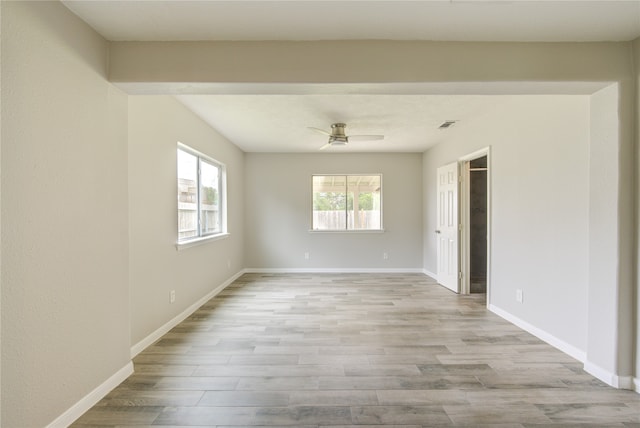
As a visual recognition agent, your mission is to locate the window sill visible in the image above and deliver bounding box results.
[176,233,230,251]
[308,229,385,234]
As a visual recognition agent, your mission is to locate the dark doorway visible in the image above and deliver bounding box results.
[469,156,488,293]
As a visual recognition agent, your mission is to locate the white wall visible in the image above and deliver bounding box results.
[245,153,422,270]
[1,2,130,427]
[128,96,245,346]
[586,85,629,383]
[423,96,590,353]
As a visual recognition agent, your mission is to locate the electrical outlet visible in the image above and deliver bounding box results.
[304,252,310,260]
[170,290,176,304]
[516,289,523,303]
[383,252,389,260]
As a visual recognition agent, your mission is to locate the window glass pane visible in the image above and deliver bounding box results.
[312,174,381,231]
[312,175,347,230]
[177,145,226,243]
[200,159,220,235]
[347,175,381,230]
[177,149,198,240]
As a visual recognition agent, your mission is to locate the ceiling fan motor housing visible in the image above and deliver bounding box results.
[330,123,348,144]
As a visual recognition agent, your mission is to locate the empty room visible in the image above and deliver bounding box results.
[1,1,640,427]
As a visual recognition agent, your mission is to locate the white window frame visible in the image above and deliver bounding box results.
[310,174,384,233]
[176,143,228,249]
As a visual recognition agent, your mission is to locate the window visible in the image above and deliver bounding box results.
[312,174,382,231]
[177,144,226,242]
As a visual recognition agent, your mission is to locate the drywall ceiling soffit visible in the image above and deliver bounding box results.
[116,82,612,96]
[58,0,628,153]
[61,1,640,43]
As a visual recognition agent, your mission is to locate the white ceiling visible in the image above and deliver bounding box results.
[176,94,508,152]
[61,0,640,153]
[62,1,640,43]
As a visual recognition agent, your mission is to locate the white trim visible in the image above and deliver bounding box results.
[488,304,586,362]
[176,232,230,251]
[46,361,134,428]
[617,376,634,390]
[178,142,221,164]
[583,361,635,390]
[177,142,228,243]
[130,269,245,358]
[459,147,492,163]
[422,269,437,279]
[244,267,426,274]
[458,147,491,304]
[583,361,616,386]
[633,377,640,393]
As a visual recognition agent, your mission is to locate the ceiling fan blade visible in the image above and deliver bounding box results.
[308,127,331,136]
[318,143,332,151]
[348,135,385,141]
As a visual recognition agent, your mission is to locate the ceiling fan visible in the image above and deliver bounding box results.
[309,123,384,150]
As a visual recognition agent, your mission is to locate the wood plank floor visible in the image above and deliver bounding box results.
[72,273,640,427]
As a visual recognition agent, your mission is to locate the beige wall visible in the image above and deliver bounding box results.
[587,84,633,382]
[128,96,245,346]
[1,2,130,427]
[0,1,3,425]
[244,153,423,270]
[634,37,640,390]
[0,7,638,427]
[109,41,632,87]
[423,96,590,352]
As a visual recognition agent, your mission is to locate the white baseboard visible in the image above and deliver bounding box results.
[488,304,586,363]
[617,376,634,390]
[130,269,246,358]
[634,377,640,393]
[47,270,245,427]
[583,361,635,390]
[244,267,426,274]
[46,361,134,428]
[422,269,437,279]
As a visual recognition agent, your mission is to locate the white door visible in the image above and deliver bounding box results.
[436,162,459,293]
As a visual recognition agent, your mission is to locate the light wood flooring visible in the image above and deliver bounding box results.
[72,273,640,427]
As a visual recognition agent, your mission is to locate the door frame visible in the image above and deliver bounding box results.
[458,147,491,305]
